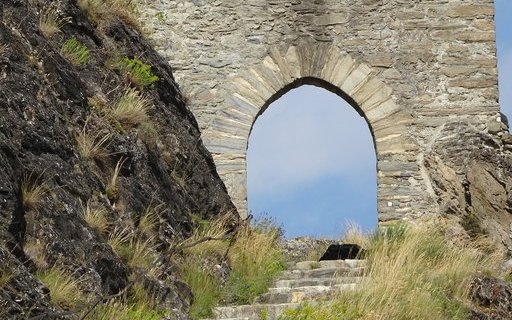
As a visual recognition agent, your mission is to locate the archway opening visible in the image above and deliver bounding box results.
[247,84,377,239]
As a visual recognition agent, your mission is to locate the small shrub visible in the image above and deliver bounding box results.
[81,199,109,235]
[60,37,91,66]
[112,57,159,87]
[110,88,152,128]
[76,125,110,160]
[37,266,84,309]
[39,6,70,37]
[21,173,49,211]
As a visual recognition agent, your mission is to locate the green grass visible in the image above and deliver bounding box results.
[84,283,165,320]
[176,215,286,318]
[37,266,85,309]
[112,57,159,87]
[180,257,222,319]
[60,37,90,66]
[278,224,500,320]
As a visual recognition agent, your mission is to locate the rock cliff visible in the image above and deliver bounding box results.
[0,0,236,318]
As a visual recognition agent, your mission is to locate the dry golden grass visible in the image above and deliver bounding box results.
[180,213,234,257]
[78,0,141,30]
[21,173,49,211]
[342,221,370,248]
[281,225,501,320]
[24,239,47,269]
[39,6,70,37]
[106,157,126,202]
[110,88,152,128]
[138,203,162,238]
[0,270,13,288]
[76,125,111,160]
[81,199,109,235]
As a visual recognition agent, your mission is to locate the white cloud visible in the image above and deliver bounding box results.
[247,85,376,197]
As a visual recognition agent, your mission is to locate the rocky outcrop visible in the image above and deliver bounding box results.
[423,120,512,251]
[0,0,235,318]
[470,277,512,319]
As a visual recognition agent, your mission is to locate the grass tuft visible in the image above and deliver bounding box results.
[39,5,70,37]
[60,37,91,66]
[110,88,152,129]
[0,270,13,288]
[37,266,85,309]
[21,173,49,211]
[76,124,111,160]
[106,157,126,203]
[81,199,109,235]
[112,57,159,87]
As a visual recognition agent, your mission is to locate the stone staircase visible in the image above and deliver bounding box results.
[205,259,366,320]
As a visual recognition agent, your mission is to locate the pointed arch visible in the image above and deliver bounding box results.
[201,42,419,221]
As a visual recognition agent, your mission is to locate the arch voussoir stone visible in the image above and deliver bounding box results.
[203,43,421,219]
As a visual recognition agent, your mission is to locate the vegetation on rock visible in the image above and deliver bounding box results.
[60,37,91,66]
[280,224,501,320]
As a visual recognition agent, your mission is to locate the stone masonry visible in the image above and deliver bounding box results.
[142,0,500,222]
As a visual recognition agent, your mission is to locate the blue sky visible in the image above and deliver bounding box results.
[247,1,512,239]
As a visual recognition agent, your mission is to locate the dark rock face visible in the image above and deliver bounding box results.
[319,244,363,261]
[0,0,236,318]
[469,277,512,320]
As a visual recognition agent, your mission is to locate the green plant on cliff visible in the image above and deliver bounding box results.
[112,57,159,87]
[37,266,85,309]
[60,37,91,66]
[279,224,500,320]
[176,215,285,319]
[84,283,165,320]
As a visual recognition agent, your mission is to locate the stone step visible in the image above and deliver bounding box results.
[294,259,366,270]
[274,276,363,288]
[278,266,365,280]
[256,283,358,304]
[214,303,300,320]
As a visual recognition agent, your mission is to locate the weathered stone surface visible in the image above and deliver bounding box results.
[142,1,500,222]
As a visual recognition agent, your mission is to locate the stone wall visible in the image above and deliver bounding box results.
[142,0,500,221]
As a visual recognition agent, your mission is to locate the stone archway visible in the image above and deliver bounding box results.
[201,43,419,220]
